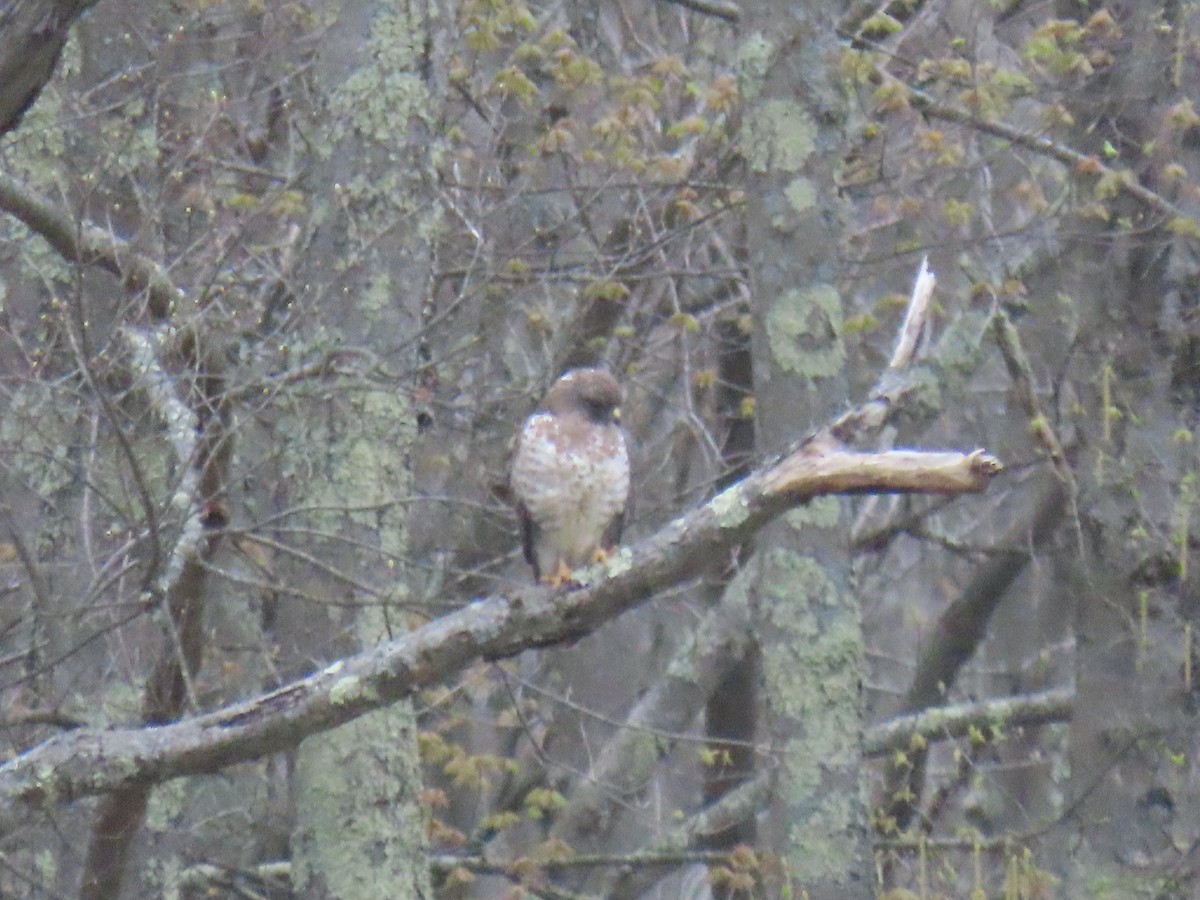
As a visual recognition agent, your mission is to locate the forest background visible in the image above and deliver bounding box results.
[0,0,1197,898]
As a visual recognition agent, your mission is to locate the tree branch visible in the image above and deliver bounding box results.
[879,474,1065,832]
[899,81,1191,230]
[863,687,1073,757]
[658,0,740,24]
[0,438,1000,834]
[0,171,183,319]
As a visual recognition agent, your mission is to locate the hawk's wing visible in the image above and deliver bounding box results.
[511,412,555,581]
[516,499,542,580]
[601,508,625,551]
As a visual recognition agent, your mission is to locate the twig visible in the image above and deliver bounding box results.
[990,311,1071,480]
[603,774,771,897]
[551,602,754,849]
[659,0,740,24]
[901,81,1191,230]
[878,475,1066,833]
[990,308,1083,555]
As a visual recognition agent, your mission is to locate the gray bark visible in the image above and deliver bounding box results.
[0,0,97,135]
[740,0,874,894]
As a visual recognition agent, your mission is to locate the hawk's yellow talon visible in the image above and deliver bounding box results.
[540,559,576,587]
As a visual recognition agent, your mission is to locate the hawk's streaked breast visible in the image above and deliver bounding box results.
[510,369,631,581]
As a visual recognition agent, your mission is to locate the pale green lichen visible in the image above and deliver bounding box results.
[900,308,993,418]
[783,177,817,214]
[145,779,188,832]
[0,79,71,284]
[32,851,57,892]
[711,485,751,527]
[785,786,864,881]
[784,496,840,530]
[287,4,437,894]
[765,285,846,379]
[323,5,443,256]
[294,709,428,898]
[98,682,145,728]
[360,269,394,315]
[758,549,866,881]
[741,99,817,174]
[736,32,774,103]
[936,307,993,378]
[329,676,362,706]
[604,546,634,576]
[31,762,60,799]
[620,732,665,789]
[575,545,633,585]
[0,382,78,499]
[665,627,702,681]
[277,386,414,567]
[330,7,432,148]
[146,856,187,900]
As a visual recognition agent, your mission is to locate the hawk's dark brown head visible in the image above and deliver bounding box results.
[542,367,622,425]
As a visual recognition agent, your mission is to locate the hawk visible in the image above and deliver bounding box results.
[511,368,631,584]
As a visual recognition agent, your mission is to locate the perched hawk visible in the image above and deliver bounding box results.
[511,368,631,584]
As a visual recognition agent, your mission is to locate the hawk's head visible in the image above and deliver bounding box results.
[542,367,622,426]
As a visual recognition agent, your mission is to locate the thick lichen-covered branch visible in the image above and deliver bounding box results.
[0,426,1000,834]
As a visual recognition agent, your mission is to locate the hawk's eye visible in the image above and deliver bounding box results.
[583,399,613,423]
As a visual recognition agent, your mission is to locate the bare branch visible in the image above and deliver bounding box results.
[659,0,740,24]
[900,82,1191,231]
[0,171,183,319]
[760,448,1000,499]
[863,687,1074,757]
[123,327,204,601]
[889,256,935,370]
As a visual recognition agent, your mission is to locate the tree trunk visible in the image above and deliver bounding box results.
[0,0,97,135]
[287,1,442,896]
[741,1,874,895]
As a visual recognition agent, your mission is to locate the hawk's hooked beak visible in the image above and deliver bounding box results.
[612,407,622,424]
